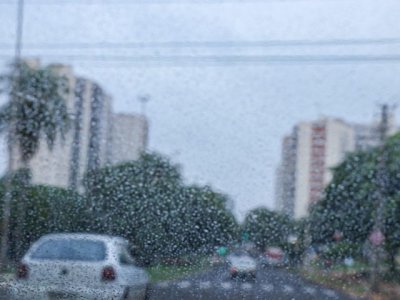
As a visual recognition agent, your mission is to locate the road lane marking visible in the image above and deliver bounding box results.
[177,281,191,289]
[199,281,211,289]
[304,286,316,295]
[241,283,252,290]
[262,284,274,292]
[221,282,232,290]
[283,285,294,294]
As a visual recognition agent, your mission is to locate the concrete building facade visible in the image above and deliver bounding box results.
[275,135,297,217]
[9,61,147,190]
[275,118,355,219]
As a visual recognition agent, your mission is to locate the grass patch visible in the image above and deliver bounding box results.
[298,267,370,297]
[295,262,400,299]
[146,257,210,283]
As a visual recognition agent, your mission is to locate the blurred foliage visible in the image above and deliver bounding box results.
[0,153,239,264]
[0,61,71,261]
[319,241,361,262]
[0,170,86,260]
[83,152,239,265]
[242,208,306,265]
[310,133,400,272]
[242,207,292,249]
[0,61,70,163]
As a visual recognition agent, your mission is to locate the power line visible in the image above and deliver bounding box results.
[1,38,400,50]
[2,54,400,65]
[0,0,359,5]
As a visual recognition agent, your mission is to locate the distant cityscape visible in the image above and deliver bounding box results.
[275,110,397,219]
[6,60,397,223]
[9,60,148,191]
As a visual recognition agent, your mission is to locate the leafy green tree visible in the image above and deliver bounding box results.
[309,150,377,247]
[83,152,238,265]
[174,185,238,256]
[0,177,87,260]
[0,62,70,163]
[310,133,400,271]
[0,61,70,262]
[242,207,292,250]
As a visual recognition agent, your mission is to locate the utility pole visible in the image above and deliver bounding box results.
[369,104,391,292]
[0,0,24,270]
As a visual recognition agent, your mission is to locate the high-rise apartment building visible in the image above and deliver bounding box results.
[275,118,355,219]
[276,110,398,219]
[9,61,147,190]
[275,135,297,216]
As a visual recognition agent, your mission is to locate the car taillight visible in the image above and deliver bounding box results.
[17,263,28,279]
[102,266,116,281]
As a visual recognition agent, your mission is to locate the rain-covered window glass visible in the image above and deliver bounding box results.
[30,240,106,262]
[1,0,400,299]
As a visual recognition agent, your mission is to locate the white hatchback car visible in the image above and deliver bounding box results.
[9,233,149,300]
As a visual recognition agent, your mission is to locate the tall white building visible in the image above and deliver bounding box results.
[275,135,296,216]
[276,110,398,219]
[9,61,147,190]
[275,118,355,219]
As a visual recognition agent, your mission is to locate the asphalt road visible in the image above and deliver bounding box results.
[0,266,361,300]
[0,282,9,300]
[147,266,360,300]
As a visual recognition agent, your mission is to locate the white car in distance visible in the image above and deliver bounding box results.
[10,233,149,300]
[227,253,257,280]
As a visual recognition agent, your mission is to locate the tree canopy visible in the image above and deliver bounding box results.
[242,207,292,250]
[83,152,239,264]
[0,62,70,163]
[310,133,400,266]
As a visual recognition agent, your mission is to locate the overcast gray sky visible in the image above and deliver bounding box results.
[1,0,400,220]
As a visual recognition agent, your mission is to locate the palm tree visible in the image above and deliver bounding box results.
[0,61,70,265]
[0,62,70,163]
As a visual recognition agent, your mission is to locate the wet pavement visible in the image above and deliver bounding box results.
[147,266,360,300]
[0,266,361,300]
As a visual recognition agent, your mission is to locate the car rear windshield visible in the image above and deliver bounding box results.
[30,239,106,261]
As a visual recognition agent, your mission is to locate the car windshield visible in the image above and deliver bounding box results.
[1,1,400,299]
[30,239,106,262]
